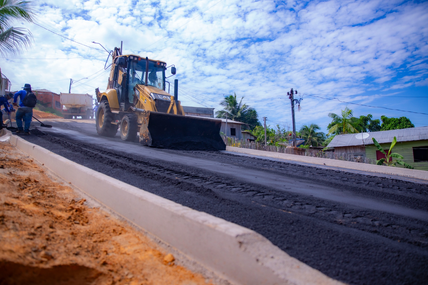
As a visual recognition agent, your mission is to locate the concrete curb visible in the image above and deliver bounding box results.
[5,132,341,285]
[226,146,428,182]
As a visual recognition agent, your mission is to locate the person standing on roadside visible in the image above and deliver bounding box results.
[0,93,12,129]
[13,83,37,135]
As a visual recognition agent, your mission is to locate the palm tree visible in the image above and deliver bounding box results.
[299,124,325,147]
[216,93,249,121]
[327,107,359,135]
[216,93,261,129]
[0,0,35,56]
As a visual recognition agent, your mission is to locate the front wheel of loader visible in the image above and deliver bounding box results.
[96,100,118,137]
[120,114,138,141]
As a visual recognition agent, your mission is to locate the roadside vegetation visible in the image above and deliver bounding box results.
[216,94,415,150]
[372,136,414,169]
[34,100,63,117]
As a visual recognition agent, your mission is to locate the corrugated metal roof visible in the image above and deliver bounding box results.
[182,106,214,116]
[327,126,428,148]
[185,115,244,124]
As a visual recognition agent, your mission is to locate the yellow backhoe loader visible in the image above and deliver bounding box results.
[95,47,225,150]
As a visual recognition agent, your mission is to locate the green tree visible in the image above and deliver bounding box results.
[240,108,261,130]
[323,134,336,147]
[250,124,290,145]
[299,124,325,147]
[216,93,261,129]
[0,0,35,56]
[327,107,360,135]
[380,116,414,131]
[251,125,275,144]
[356,114,381,132]
[372,136,414,169]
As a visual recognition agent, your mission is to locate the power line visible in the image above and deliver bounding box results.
[32,22,102,51]
[173,84,213,108]
[0,56,96,60]
[306,94,428,116]
[71,68,110,88]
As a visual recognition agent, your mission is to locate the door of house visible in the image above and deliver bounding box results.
[376,150,389,161]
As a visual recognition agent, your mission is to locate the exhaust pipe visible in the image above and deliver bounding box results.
[174,79,178,102]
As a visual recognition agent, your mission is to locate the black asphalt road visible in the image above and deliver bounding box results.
[16,121,428,285]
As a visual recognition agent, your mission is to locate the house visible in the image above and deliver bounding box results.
[219,118,246,139]
[327,126,428,170]
[34,89,62,111]
[0,70,11,96]
[242,130,256,142]
[186,115,245,139]
[182,106,214,118]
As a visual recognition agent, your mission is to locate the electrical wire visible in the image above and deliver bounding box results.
[71,68,110,89]
[306,94,428,116]
[176,85,213,108]
[0,56,95,60]
[32,22,102,51]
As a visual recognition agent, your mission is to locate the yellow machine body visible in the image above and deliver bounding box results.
[95,49,225,150]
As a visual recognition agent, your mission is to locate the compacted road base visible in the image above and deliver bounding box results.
[17,121,428,285]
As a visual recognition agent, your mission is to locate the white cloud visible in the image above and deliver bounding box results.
[2,0,427,132]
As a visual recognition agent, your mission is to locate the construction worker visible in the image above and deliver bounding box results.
[13,83,34,134]
[0,93,12,129]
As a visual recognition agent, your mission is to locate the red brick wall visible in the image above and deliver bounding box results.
[34,90,62,111]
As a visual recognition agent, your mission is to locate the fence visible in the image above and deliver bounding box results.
[223,137,376,164]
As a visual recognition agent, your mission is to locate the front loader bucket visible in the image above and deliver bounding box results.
[139,111,226,150]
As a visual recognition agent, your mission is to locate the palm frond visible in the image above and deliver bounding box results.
[0,0,35,28]
[0,26,32,55]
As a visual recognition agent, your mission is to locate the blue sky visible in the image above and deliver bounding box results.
[2,0,428,133]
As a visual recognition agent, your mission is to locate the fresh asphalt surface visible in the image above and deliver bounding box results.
[17,120,428,285]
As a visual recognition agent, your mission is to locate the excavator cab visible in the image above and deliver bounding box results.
[95,48,226,150]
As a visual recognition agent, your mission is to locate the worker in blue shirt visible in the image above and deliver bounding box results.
[13,83,33,134]
[0,93,12,129]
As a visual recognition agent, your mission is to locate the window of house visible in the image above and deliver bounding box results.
[413,146,428,162]
[230,128,236,136]
[55,101,61,108]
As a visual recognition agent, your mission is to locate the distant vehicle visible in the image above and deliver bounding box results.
[60,93,93,119]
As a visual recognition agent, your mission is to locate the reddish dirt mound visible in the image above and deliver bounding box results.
[33,109,63,119]
[0,142,213,285]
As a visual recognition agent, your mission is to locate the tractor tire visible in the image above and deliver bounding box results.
[96,100,118,137]
[120,114,138,141]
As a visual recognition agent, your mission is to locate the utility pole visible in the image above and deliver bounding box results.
[69,77,88,93]
[263,117,267,146]
[287,88,302,147]
[225,113,228,137]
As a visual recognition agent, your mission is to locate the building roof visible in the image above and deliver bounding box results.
[34,89,55,93]
[327,126,428,148]
[182,106,214,116]
[185,115,244,124]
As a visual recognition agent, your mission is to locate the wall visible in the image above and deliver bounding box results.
[333,146,366,156]
[35,90,62,111]
[365,140,428,171]
[220,122,242,140]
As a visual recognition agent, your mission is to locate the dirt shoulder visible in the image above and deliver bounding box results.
[0,142,213,285]
[32,109,63,119]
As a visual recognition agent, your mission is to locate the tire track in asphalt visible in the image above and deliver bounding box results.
[21,129,428,285]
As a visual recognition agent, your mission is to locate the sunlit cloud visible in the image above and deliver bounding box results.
[2,0,428,131]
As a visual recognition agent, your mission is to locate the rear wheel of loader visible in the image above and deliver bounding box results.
[96,100,118,137]
[120,114,138,141]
